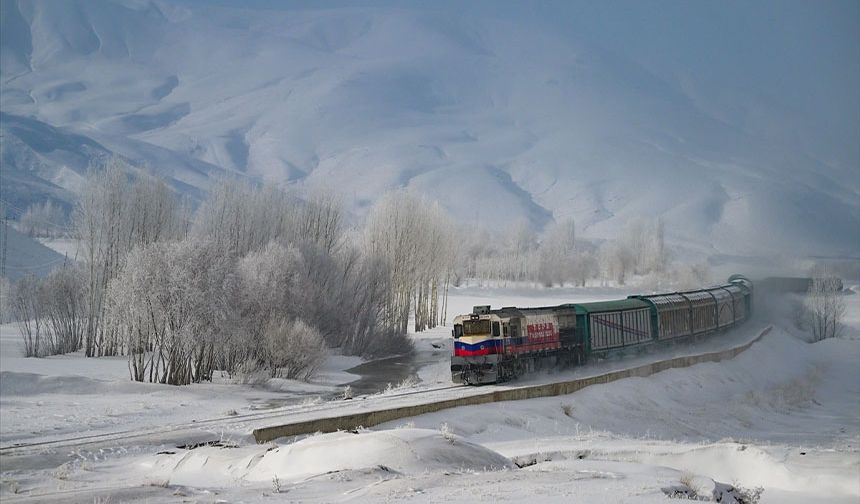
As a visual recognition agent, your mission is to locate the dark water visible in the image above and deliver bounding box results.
[249,349,448,409]
[341,350,444,395]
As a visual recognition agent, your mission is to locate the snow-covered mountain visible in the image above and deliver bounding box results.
[1,0,857,258]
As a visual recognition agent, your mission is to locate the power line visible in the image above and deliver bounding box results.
[0,198,75,232]
[5,257,69,270]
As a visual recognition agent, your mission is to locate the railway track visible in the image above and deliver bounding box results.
[0,384,464,458]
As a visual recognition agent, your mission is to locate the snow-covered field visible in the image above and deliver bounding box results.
[1,287,858,503]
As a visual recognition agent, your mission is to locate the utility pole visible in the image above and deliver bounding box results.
[1,212,8,278]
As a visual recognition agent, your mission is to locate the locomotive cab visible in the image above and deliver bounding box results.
[451,309,505,384]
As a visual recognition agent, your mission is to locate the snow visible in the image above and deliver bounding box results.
[0,323,362,447]
[35,238,82,260]
[143,428,513,489]
[1,287,857,502]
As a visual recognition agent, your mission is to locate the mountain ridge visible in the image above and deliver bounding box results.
[1,0,857,258]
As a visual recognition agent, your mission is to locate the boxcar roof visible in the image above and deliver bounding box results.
[566,298,651,313]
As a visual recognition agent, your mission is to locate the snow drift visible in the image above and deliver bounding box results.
[145,428,513,488]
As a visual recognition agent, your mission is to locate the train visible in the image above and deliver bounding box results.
[451,275,753,385]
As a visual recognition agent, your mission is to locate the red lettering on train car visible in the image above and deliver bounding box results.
[527,322,557,342]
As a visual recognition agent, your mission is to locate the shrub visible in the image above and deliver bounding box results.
[264,318,327,381]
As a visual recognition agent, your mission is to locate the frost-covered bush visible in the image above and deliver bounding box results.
[232,241,304,374]
[805,269,845,341]
[107,239,237,385]
[41,266,87,355]
[11,267,86,357]
[11,274,45,357]
[263,318,327,380]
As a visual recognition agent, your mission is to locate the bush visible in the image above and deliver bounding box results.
[805,270,845,341]
[41,266,86,355]
[264,318,327,380]
[11,275,45,357]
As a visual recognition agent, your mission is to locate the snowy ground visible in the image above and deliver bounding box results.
[1,286,858,503]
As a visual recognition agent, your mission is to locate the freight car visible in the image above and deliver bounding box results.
[451,275,753,385]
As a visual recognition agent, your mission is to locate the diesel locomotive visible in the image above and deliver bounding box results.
[451,275,753,384]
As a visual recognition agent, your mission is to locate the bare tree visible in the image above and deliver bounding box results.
[12,275,45,357]
[805,269,845,341]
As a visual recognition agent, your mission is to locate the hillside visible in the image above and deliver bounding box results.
[0,225,66,281]
[1,0,857,258]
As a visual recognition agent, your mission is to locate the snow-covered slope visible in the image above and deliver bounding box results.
[1,0,857,257]
[0,225,66,281]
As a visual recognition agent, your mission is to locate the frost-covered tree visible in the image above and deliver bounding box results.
[599,240,635,285]
[74,158,183,357]
[294,190,344,255]
[194,181,284,256]
[509,219,538,255]
[365,192,455,333]
[805,268,845,341]
[622,217,667,275]
[20,200,67,238]
[335,250,403,355]
[193,180,345,258]
[570,250,598,287]
[108,240,237,385]
[538,218,576,286]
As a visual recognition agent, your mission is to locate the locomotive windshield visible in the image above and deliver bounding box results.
[463,319,491,335]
